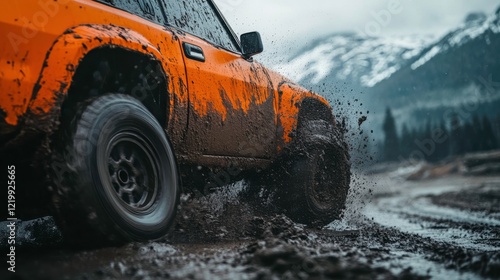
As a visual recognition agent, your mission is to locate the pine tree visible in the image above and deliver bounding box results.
[472,114,482,152]
[424,119,433,161]
[496,115,500,148]
[450,114,463,156]
[400,123,412,159]
[463,121,475,154]
[482,115,498,151]
[382,108,400,161]
[411,127,419,157]
[437,119,450,160]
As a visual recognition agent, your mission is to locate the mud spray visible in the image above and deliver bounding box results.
[0,90,447,280]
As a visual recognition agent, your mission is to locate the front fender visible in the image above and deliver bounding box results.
[276,81,331,149]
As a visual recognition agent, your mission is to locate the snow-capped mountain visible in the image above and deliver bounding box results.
[410,10,500,71]
[367,7,500,137]
[277,7,500,91]
[372,7,500,100]
[276,33,435,88]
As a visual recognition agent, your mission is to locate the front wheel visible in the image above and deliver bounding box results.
[276,120,351,226]
[51,94,180,245]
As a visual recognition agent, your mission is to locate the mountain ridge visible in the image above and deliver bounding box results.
[276,32,435,88]
[276,7,500,92]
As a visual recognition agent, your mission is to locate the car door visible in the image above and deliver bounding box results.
[161,0,276,160]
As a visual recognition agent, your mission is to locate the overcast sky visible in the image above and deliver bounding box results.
[214,0,500,63]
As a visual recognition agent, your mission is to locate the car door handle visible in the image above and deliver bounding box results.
[183,42,205,62]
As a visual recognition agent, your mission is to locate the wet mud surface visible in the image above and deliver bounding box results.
[2,174,500,280]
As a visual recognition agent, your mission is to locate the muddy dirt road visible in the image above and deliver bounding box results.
[1,173,500,279]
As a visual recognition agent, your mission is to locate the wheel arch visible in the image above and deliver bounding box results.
[26,24,175,135]
[297,98,336,129]
[276,81,336,149]
[61,46,169,127]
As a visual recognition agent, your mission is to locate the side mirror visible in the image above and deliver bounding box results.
[240,32,263,59]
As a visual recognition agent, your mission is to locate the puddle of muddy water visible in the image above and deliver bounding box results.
[363,177,500,252]
[377,249,483,280]
[364,201,500,251]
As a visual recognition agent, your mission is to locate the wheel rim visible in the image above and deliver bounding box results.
[106,132,159,215]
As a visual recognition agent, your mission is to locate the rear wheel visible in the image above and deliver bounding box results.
[50,94,179,246]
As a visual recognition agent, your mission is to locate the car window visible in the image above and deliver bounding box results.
[162,0,240,53]
[97,0,166,25]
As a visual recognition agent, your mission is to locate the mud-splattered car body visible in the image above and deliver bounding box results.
[1,0,348,243]
[0,0,330,163]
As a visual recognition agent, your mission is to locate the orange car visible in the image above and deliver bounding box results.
[0,0,350,244]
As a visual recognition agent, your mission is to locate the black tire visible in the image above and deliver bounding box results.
[276,119,351,226]
[50,94,180,246]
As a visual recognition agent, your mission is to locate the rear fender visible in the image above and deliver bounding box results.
[26,24,180,134]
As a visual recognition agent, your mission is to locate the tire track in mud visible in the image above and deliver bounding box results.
[358,174,500,279]
[2,175,500,279]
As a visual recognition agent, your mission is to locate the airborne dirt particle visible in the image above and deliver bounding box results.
[358,115,367,127]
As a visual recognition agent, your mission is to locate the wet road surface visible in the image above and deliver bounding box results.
[1,173,499,279]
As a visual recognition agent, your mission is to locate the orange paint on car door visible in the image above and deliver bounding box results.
[161,0,276,159]
[180,34,276,158]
